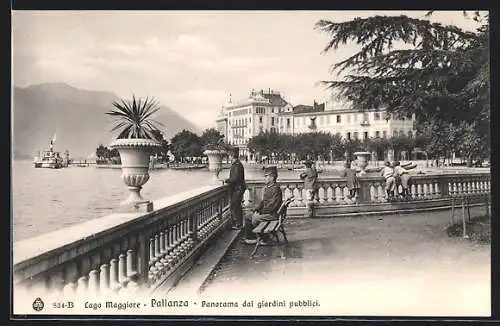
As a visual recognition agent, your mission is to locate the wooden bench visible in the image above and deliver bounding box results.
[250,196,294,259]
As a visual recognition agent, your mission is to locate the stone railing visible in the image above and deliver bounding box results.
[243,172,490,217]
[13,184,230,300]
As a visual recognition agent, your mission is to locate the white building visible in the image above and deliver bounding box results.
[216,89,416,159]
[218,89,291,158]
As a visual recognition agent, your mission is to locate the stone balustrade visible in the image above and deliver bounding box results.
[13,184,230,300]
[243,172,490,217]
[12,171,490,304]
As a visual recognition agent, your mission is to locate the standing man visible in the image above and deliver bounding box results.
[300,160,318,217]
[243,166,282,244]
[225,148,246,230]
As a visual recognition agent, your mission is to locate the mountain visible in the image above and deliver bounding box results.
[12,83,201,159]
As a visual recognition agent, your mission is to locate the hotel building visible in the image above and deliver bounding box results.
[216,89,416,159]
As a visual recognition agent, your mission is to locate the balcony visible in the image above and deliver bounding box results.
[360,120,370,126]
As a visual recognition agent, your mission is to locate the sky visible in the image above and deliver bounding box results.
[12,10,486,130]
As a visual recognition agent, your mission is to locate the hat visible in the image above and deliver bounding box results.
[230,147,239,158]
[263,165,278,177]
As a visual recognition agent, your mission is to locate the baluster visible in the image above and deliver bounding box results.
[63,262,78,298]
[158,231,167,268]
[88,269,99,297]
[76,276,88,296]
[434,182,441,198]
[127,249,139,291]
[109,258,121,292]
[417,183,423,199]
[317,185,326,204]
[409,184,416,199]
[242,189,250,207]
[99,264,110,295]
[423,183,429,199]
[326,184,334,204]
[378,183,387,202]
[118,253,129,289]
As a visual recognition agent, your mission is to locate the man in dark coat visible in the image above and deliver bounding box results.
[243,166,283,244]
[225,148,246,229]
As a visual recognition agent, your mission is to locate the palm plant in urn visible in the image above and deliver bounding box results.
[107,95,162,212]
[202,129,230,183]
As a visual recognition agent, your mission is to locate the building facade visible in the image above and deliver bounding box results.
[216,89,416,159]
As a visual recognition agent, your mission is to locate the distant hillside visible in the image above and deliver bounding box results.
[12,83,200,159]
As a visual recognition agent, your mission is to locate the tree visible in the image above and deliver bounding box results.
[170,129,202,162]
[200,128,227,151]
[315,12,489,162]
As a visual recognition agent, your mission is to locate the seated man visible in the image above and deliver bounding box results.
[243,166,283,245]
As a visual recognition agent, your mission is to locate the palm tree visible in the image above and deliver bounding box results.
[106,95,163,139]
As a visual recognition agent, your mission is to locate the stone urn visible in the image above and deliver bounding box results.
[353,151,371,175]
[109,138,161,212]
[203,149,226,184]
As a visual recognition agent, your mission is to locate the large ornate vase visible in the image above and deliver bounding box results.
[203,149,225,183]
[109,138,161,211]
[353,151,371,175]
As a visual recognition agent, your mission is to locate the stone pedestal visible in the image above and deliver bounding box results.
[204,149,225,185]
[353,151,371,176]
[110,139,161,213]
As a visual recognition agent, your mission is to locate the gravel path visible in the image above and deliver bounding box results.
[201,207,490,317]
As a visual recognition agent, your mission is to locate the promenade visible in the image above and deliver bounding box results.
[177,207,490,316]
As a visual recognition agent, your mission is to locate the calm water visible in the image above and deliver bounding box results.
[12,161,306,242]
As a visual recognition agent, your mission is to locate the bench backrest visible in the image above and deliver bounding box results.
[277,196,294,226]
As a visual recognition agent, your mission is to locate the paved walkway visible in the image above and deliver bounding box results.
[200,207,490,317]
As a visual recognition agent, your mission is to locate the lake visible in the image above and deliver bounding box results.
[11,161,305,242]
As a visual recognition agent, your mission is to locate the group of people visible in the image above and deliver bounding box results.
[224,147,413,245]
[380,160,412,200]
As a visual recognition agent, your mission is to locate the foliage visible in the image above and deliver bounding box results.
[200,128,230,151]
[170,129,203,161]
[315,12,489,161]
[106,95,163,139]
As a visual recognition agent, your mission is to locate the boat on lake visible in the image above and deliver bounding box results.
[33,134,67,169]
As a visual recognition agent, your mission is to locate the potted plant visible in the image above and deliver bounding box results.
[106,95,163,212]
[201,129,231,183]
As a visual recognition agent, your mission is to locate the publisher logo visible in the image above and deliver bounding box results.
[32,297,44,312]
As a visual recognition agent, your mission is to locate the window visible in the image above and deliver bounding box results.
[259,116,263,124]
[354,132,359,140]
[319,116,324,125]
[393,130,398,137]
[249,117,251,123]
[374,112,380,120]
[287,118,290,127]
[399,130,404,136]
[336,115,341,123]
[271,117,275,126]
[354,114,358,122]
[363,131,368,140]
[408,130,413,138]
[383,131,387,138]
[375,131,380,138]
[347,115,351,123]
[326,116,330,124]
[272,108,274,113]
[363,113,369,122]
[347,132,351,140]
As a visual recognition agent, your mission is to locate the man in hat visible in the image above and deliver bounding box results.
[243,166,283,244]
[225,147,246,229]
[300,160,318,217]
